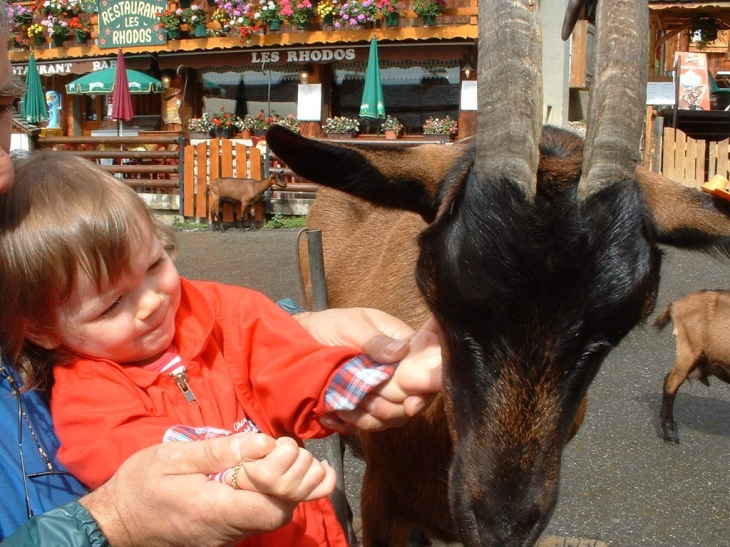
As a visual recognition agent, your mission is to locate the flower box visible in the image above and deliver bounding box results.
[326,132,355,139]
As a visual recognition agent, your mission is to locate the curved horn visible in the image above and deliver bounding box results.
[561,0,588,40]
[579,0,648,195]
[476,0,542,197]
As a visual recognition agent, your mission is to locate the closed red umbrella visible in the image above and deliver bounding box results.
[111,48,134,134]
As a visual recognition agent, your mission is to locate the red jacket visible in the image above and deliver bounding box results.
[52,278,360,547]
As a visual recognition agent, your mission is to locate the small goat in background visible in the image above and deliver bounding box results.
[655,289,730,443]
[208,170,287,232]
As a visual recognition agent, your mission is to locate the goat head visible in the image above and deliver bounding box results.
[267,0,730,544]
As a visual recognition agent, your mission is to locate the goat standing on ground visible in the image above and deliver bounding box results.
[654,290,730,444]
[267,0,730,544]
[208,171,286,231]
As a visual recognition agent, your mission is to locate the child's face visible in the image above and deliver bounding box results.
[37,226,182,366]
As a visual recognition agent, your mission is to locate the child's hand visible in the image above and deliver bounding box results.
[227,435,336,502]
[331,317,443,431]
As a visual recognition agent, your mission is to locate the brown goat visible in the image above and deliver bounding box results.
[208,171,286,231]
[654,290,730,444]
[267,0,730,545]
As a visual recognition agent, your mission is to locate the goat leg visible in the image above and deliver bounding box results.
[660,356,699,444]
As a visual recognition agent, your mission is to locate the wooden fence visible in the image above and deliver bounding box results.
[643,107,730,188]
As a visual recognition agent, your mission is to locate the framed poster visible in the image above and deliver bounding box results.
[297,84,322,121]
[461,81,477,111]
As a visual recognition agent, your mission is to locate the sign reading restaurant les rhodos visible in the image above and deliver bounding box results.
[97,0,167,49]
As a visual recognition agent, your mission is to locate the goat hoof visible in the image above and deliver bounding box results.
[661,426,680,444]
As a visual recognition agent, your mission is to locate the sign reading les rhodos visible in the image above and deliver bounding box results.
[97,0,167,49]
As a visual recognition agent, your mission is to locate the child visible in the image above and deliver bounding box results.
[0,152,440,547]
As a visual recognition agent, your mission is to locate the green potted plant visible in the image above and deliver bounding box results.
[281,0,314,30]
[67,16,92,44]
[40,15,69,46]
[211,108,242,138]
[316,0,336,26]
[238,114,256,137]
[412,0,446,26]
[182,5,208,37]
[188,114,214,138]
[27,23,45,46]
[275,114,301,134]
[9,4,34,28]
[380,115,404,139]
[253,110,275,135]
[378,0,405,27]
[322,116,360,138]
[258,0,284,31]
[422,115,458,140]
[156,8,183,40]
[335,0,379,29]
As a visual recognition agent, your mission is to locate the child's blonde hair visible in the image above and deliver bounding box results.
[0,151,178,389]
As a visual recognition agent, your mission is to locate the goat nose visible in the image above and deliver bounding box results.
[136,292,164,321]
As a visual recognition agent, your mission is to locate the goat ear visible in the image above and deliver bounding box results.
[266,126,471,223]
[637,166,730,254]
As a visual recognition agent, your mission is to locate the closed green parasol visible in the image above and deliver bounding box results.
[359,37,385,120]
[65,67,164,95]
[20,54,48,124]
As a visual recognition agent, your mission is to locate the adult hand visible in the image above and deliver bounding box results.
[295,308,442,432]
[80,433,298,547]
[293,307,414,363]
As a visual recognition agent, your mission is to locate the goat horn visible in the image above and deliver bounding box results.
[561,0,587,40]
[476,0,541,197]
[579,0,648,195]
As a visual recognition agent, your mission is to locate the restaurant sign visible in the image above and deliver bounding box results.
[12,58,117,77]
[97,0,167,49]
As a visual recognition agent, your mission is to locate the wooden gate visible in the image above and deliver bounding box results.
[182,139,265,224]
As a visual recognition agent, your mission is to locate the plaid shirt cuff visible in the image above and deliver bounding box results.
[325,355,398,412]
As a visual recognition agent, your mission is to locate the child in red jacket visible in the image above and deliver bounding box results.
[0,152,441,547]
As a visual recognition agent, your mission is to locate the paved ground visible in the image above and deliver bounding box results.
[174,228,730,547]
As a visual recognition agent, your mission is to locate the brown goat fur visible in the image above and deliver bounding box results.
[208,171,286,231]
[654,290,730,444]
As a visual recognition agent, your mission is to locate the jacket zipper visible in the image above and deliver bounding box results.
[168,365,197,403]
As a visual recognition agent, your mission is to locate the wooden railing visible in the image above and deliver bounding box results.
[34,134,185,212]
[35,135,184,186]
